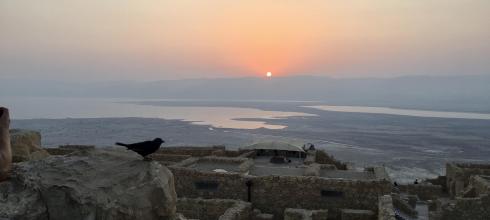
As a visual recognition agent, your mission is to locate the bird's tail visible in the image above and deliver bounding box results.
[115,142,129,148]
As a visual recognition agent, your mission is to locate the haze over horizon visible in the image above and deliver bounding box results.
[2,1,490,81]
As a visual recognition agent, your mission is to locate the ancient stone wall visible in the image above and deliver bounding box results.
[397,184,444,200]
[219,200,252,220]
[439,194,490,220]
[213,150,251,158]
[340,209,375,220]
[237,150,256,158]
[196,156,250,164]
[469,175,490,195]
[160,145,226,157]
[170,164,390,220]
[253,211,274,220]
[391,194,417,218]
[152,153,191,164]
[180,156,253,173]
[377,195,396,220]
[169,167,249,201]
[284,208,328,220]
[10,129,49,162]
[283,209,306,220]
[425,176,447,192]
[446,163,490,197]
[252,176,390,219]
[304,163,321,176]
[177,198,251,220]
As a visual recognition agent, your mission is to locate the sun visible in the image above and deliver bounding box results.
[266,72,272,78]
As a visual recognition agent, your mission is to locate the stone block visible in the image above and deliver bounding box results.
[10,129,49,162]
[341,209,374,220]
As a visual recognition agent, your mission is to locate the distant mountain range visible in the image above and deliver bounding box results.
[1,75,490,113]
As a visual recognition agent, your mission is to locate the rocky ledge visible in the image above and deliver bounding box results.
[0,148,177,220]
[10,129,49,162]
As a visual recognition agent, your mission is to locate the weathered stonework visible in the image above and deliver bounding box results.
[151,153,192,165]
[446,163,490,197]
[377,195,396,220]
[34,145,395,220]
[469,175,490,195]
[157,145,228,157]
[10,129,49,162]
[303,163,321,176]
[340,209,375,220]
[397,183,444,201]
[391,194,417,218]
[425,175,447,192]
[438,194,490,220]
[9,128,490,220]
[177,198,251,220]
[254,213,274,220]
[429,164,490,220]
[169,166,249,201]
[284,208,328,220]
[252,176,390,219]
[170,162,390,219]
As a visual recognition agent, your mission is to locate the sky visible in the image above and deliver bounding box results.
[1,0,489,81]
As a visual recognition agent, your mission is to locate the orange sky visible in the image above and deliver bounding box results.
[1,1,489,80]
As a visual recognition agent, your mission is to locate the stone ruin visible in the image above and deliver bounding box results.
[389,162,490,220]
[1,130,489,220]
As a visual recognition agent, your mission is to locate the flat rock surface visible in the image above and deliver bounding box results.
[0,148,177,220]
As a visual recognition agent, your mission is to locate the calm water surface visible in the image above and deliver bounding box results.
[2,97,489,130]
[305,105,490,120]
[0,97,314,129]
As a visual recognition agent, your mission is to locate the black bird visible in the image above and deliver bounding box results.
[115,138,164,160]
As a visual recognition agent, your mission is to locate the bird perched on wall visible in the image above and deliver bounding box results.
[115,138,164,160]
